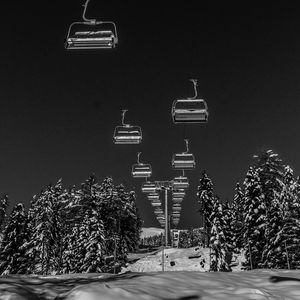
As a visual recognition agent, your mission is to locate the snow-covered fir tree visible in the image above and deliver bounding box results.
[98,180,142,270]
[0,203,27,275]
[253,149,285,209]
[23,185,58,275]
[197,171,215,247]
[260,189,285,268]
[222,200,235,259]
[242,167,266,269]
[0,194,9,234]
[65,175,106,273]
[209,197,231,272]
[61,185,82,273]
[277,165,300,269]
[232,183,244,252]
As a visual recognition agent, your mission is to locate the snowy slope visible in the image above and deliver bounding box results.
[140,227,164,239]
[2,269,300,299]
[122,247,245,273]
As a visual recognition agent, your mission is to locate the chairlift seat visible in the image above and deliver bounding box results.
[113,125,142,144]
[172,206,182,211]
[132,164,152,178]
[172,99,209,123]
[172,153,196,169]
[171,213,180,218]
[172,189,185,197]
[65,22,117,49]
[173,176,189,189]
[148,193,160,201]
[172,197,183,204]
[141,182,157,193]
[151,201,161,207]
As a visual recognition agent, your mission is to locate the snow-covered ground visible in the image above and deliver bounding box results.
[1,247,300,299]
[122,246,245,273]
[140,227,164,239]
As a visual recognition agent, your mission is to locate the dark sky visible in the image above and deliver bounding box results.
[1,2,300,228]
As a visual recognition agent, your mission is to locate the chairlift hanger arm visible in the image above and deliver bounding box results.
[184,139,189,154]
[189,79,198,100]
[137,152,142,164]
[82,0,96,23]
[121,109,129,126]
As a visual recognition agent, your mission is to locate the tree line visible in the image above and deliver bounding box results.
[0,175,142,275]
[198,149,300,271]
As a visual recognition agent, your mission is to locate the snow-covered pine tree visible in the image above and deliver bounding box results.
[24,185,57,275]
[51,179,70,274]
[80,210,105,273]
[73,175,106,273]
[116,187,142,254]
[277,165,300,269]
[222,200,235,262]
[197,171,215,247]
[260,190,285,268]
[0,203,27,275]
[0,194,9,235]
[232,183,245,252]
[61,185,82,273]
[209,197,231,272]
[253,149,285,209]
[242,167,266,270]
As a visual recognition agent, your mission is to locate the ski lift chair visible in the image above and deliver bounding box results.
[171,213,180,218]
[141,181,157,193]
[65,0,118,50]
[151,200,161,207]
[172,189,185,198]
[172,197,183,204]
[154,208,163,214]
[173,175,189,189]
[172,206,182,212]
[172,79,208,123]
[148,192,160,201]
[113,110,142,144]
[172,139,195,169]
[132,152,152,178]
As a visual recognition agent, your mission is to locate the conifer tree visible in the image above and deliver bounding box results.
[61,186,82,273]
[260,190,285,268]
[222,200,235,261]
[0,194,9,233]
[0,203,27,275]
[278,166,300,269]
[242,167,266,269]
[23,185,57,275]
[197,171,215,246]
[253,149,285,209]
[209,197,231,271]
[232,183,244,252]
